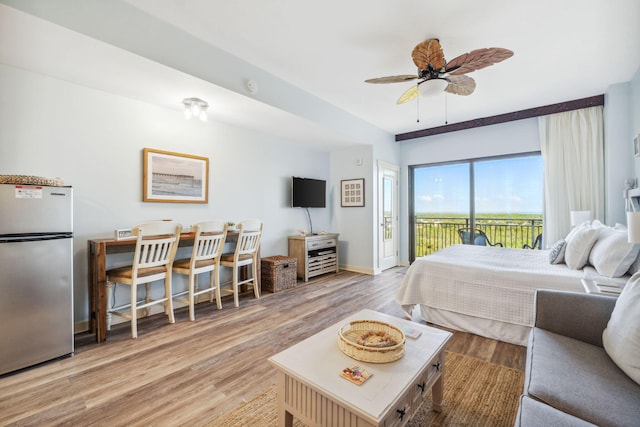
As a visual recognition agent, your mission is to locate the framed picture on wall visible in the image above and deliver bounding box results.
[635,134,640,157]
[143,148,209,203]
[341,178,365,207]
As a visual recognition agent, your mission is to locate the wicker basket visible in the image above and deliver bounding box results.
[0,175,65,186]
[261,255,297,292]
[338,319,405,363]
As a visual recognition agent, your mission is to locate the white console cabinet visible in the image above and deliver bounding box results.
[288,233,339,282]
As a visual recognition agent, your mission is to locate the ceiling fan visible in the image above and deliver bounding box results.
[365,38,513,104]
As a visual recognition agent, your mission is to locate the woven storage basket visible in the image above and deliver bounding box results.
[338,319,405,363]
[261,255,297,292]
[0,175,64,186]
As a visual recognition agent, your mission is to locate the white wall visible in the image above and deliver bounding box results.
[604,82,634,225]
[328,132,402,274]
[330,145,375,273]
[603,67,640,223]
[633,68,640,177]
[0,64,334,327]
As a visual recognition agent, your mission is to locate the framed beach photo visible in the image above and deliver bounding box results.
[341,178,365,207]
[143,148,209,203]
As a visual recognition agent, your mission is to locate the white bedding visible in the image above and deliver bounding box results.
[396,244,626,345]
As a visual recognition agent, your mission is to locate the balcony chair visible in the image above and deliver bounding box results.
[172,220,227,321]
[220,219,263,308]
[458,228,503,247]
[106,221,182,338]
[523,233,543,249]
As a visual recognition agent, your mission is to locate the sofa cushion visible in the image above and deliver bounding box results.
[515,395,596,427]
[525,328,640,427]
[533,290,616,347]
[603,272,640,385]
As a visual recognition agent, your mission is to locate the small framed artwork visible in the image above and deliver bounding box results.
[341,178,365,207]
[143,148,209,203]
[634,134,640,157]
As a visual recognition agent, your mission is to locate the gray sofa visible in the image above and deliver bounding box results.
[515,290,640,426]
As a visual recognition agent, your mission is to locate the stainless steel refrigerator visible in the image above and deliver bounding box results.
[0,183,74,376]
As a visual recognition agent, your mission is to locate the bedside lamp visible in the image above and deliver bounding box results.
[627,211,640,243]
[570,210,592,227]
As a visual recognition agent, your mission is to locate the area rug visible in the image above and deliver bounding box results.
[208,351,524,426]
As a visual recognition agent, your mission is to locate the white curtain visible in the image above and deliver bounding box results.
[539,106,604,244]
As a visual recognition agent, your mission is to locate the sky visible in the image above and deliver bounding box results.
[414,155,543,214]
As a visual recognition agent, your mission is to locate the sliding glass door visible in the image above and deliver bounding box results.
[474,155,543,249]
[410,153,542,261]
[411,162,470,259]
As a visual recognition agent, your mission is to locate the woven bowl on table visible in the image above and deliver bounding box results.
[338,319,406,363]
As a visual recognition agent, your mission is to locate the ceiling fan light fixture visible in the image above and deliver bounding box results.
[418,79,448,97]
[365,38,512,103]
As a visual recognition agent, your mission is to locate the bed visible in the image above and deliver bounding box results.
[396,243,629,346]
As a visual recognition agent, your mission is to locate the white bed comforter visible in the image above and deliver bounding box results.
[396,244,616,327]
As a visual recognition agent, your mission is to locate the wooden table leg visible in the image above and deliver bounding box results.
[432,368,444,412]
[88,241,97,335]
[93,242,107,343]
[276,371,294,427]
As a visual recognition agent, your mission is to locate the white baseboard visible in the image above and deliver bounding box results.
[340,264,409,276]
[340,265,376,275]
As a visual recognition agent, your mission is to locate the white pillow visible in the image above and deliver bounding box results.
[628,254,640,275]
[548,240,566,264]
[564,223,581,244]
[564,225,598,269]
[589,228,640,277]
[603,272,640,385]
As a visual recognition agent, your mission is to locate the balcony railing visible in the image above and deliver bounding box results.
[414,216,543,257]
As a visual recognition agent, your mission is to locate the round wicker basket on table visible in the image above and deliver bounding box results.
[338,319,406,363]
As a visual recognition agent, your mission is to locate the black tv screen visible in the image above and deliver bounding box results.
[292,177,326,208]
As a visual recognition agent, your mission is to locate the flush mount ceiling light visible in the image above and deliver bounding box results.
[182,97,208,122]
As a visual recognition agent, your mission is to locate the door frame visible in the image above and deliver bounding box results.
[378,160,399,271]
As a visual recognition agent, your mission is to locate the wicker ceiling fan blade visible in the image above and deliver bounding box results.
[364,75,419,84]
[445,47,513,75]
[444,75,476,95]
[411,38,446,71]
[396,85,420,104]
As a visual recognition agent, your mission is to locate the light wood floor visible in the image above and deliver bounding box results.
[0,267,526,426]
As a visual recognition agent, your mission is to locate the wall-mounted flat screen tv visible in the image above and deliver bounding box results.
[292,176,326,208]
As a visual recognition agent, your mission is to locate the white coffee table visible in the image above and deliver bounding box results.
[268,309,452,427]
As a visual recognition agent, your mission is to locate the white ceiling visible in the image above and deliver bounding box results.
[122,0,640,132]
[2,0,640,148]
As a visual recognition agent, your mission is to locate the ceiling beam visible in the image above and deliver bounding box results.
[395,94,605,141]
